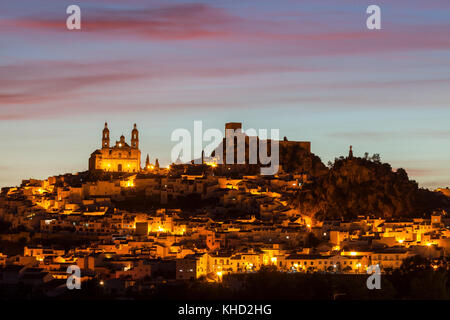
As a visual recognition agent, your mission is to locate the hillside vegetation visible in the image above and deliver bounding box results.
[297,157,449,220]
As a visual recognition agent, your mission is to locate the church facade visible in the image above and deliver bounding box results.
[89,123,141,172]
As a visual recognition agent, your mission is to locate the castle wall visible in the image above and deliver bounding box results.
[279,140,311,153]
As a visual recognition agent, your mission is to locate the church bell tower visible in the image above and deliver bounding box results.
[102,122,110,148]
[131,123,139,149]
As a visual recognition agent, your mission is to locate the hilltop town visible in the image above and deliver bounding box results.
[0,122,449,298]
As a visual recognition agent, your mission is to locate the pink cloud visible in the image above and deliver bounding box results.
[3,3,239,40]
[0,60,148,119]
[1,3,449,120]
[0,57,322,115]
[1,2,449,57]
[402,168,442,177]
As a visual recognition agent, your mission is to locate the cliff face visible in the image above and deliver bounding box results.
[297,157,449,220]
[279,142,328,177]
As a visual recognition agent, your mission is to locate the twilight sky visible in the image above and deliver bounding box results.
[0,0,449,189]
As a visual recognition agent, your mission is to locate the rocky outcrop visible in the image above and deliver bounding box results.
[279,142,328,176]
[297,157,449,220]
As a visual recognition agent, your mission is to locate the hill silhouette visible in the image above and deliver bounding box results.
[297,156,450,220]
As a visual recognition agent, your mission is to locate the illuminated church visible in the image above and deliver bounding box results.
[89,123,141,172]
